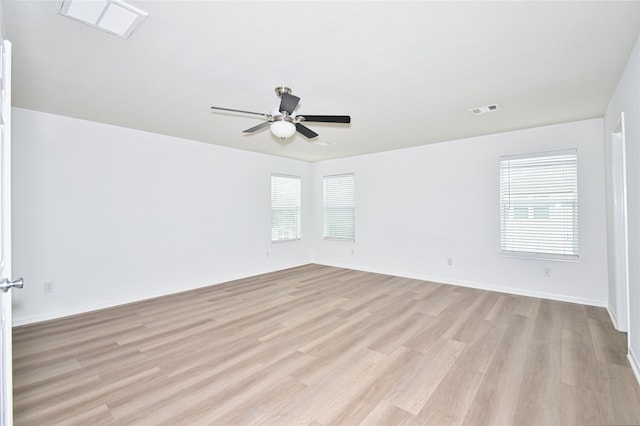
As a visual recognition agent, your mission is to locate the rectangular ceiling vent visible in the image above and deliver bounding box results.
[469,104,502,115]
[59,0,148,40]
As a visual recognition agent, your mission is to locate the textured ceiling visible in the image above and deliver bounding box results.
[3,1,639,161]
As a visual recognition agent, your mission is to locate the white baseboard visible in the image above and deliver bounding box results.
[313,260,607,307]
[15,260,609,326]
[607,305,620,330]
[12,262,310,327]
[629,348,640,387]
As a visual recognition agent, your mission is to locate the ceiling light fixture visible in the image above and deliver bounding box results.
[270,119,296,139]
[59,0,148,40]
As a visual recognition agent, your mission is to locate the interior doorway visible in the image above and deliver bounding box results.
[608,112,630,336]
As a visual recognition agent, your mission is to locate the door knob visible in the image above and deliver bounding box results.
[0,277,23,292]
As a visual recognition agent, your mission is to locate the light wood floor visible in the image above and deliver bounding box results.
[12,264,640,425]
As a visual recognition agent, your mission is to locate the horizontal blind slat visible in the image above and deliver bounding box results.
[271,175,301,242]
[500,150,578,258]
[324,174,355,240]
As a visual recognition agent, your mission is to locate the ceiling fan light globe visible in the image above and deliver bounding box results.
[270,120,296,139]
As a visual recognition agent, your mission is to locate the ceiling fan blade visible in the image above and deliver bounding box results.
[211,106,267,117]
[299,115,351,123]
[243,121,271,133]
[279,93,300,114]
[295,123,319,139]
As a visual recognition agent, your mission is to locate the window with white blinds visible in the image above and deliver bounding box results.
[271,174,301,242]
[323,174,355,241]
[500,149,579,260]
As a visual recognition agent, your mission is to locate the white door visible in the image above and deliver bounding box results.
[0,40,21,426]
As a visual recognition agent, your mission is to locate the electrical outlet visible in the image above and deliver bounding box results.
[266,251,270,258]
[351,249,355,255]
[543,268,551,277]
[44,282,54,294]
[447,258,453,266]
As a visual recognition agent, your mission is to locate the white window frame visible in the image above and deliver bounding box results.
[323,173,355,241]
[271,174,301,242]
[499,149,579,261]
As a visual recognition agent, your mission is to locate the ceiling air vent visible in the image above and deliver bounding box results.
[59,0,148,40]
[469,104,501,115]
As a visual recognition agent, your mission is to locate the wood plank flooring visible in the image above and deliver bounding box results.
[12,264,640,425]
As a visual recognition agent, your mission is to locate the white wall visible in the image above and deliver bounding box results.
[11,108,312,325]
[11,108,612,327]
[312,119,609,306]
[605,36,640,381]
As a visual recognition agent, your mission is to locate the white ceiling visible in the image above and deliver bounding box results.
[3,1,639,162]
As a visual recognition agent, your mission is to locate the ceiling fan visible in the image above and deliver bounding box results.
[210,86,351,140]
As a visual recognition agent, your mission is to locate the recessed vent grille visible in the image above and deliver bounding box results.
[59,0,148,40]
[469,104,502,115]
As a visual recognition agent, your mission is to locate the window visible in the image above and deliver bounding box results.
[500,149,578,260]
[271,174,301,242]
[323,174,355,240]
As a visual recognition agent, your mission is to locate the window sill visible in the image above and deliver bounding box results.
[271,238,302,244]
[499,250,581,263]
